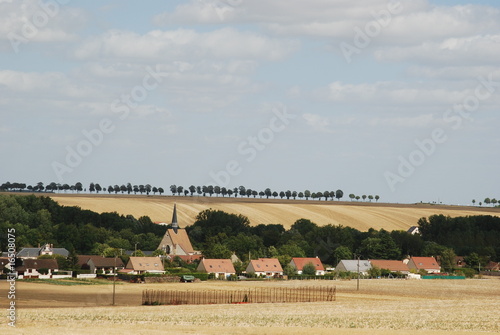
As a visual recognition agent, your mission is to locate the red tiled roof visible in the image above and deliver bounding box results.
[197,259,235,274]
[369,260,409,272]
[247,258,283,273]
[410,257,440,270]
[291,257,324,271]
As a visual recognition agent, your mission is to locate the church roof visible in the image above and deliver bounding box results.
[164,228,195,254]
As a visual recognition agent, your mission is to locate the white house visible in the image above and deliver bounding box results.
[197,259,236,279]
[290,257,325,275]
[246,258,283,277]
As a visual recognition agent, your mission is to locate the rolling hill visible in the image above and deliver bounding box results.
[48,194,500,232]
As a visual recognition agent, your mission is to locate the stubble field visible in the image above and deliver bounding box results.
[49,194,500,231]
[2,278,500,334]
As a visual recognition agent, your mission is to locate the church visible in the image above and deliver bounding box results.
[157,204,200,256]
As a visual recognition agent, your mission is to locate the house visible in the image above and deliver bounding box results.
[290,257,325,275]
[335,259,372,275]
[16,258,59,278]
[369,260,410,274]
[125,257,164,275]
[87,257,124,274]
[407,256,441,274]
[17,244,69,259]
[158,204,200,256]
[407,226,420,235]
[170,254,203,264]
[484,261,500,272]
[246,258,283,277]
[197,259,236,279]
[0,258,12,274]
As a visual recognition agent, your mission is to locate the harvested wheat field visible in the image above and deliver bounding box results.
[49,194,500,231]
[2,278,500,334]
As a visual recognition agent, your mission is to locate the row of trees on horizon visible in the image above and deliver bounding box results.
[0,181,382,203]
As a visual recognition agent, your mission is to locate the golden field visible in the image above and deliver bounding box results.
[2,278,500,334]
[49,194,500,231]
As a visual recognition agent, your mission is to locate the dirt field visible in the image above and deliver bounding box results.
[49,193,500,231]
[2,278,500,334]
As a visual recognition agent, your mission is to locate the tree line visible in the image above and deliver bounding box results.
[472,198,500,207]
[0,181,381,203]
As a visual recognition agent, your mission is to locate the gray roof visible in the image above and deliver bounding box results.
[17,247,69,258]
[337,259,372,272]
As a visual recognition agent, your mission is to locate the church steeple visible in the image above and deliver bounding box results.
[171,203,178,234]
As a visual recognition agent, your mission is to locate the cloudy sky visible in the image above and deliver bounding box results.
[1,0,499,205]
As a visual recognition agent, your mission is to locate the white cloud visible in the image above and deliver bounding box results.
[0,0,86,49]
[302,113,332,133]
[74,28,298,62]
[323,80,493,107]
[375,34,500,65]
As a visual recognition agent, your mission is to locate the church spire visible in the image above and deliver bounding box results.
[171,203,178,233]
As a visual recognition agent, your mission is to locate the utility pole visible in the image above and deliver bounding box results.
[112,255,116,306]
[357,255,360,291]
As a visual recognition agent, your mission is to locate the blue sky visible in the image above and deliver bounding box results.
[1,0,499,205]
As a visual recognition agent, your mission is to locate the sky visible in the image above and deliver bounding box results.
[0,0,499,205]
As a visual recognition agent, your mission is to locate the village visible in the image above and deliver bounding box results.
[3,205,498,283]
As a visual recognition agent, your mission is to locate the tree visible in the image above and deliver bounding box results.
[440,248,456,273]
[75,182,83,193]
[89,183,95,193]
[304,190,311,200]
[362,195,367,201]
[355,196,360,201]
[95,184,102,193]
[265,188,272,199]
[272,191,278,198]
[152,187,158,195]
[492,199,498,206]
[170,185,177,196]
[472,199,476,206]
[246,189,252,198]
[258,191,264,198]
[221,187,227,197]
[214,186,221,197]
[189,185,196,196]
[176,185,183,196]
[292,191,297,200]
[283,264,297,276]
[302,262,316,276]
[239,186,246,197]
[349,194,355,201]
[368,195,373,202]
[316,191,323,201]
[120,185,127,194]
[285,190,291,199]
[298,192,304,199]
[279,191,285,199]
[484,198,491,206]
[375,195,380,202]
[335,190,343,201]
[252,190,258,198]
[127,183,133,194]
[107,186,113,194]
[333,246,352,265]
[233,187,238,197]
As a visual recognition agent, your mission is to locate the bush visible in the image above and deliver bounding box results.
[455,268,476,278]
